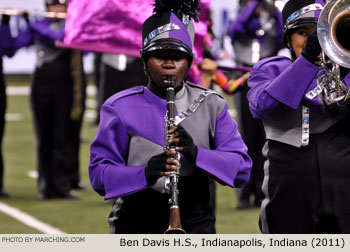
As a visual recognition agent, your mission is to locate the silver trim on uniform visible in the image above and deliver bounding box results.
[175,90,216,125]
[284,3,323,29]
[301,106,310,146]
[260,142,271,234]
[143,23,180,46]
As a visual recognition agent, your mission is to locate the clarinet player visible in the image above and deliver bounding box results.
[89,0,252,234]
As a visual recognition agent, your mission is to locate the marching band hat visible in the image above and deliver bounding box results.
[282,0,325,46]
[140,0,200,66]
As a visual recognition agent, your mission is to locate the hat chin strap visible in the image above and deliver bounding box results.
[142,59,151,83]
[289,48,297,61]
[284,34,297,61]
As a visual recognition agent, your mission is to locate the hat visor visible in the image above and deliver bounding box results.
[141,39,193,57]
[285,17,318,31]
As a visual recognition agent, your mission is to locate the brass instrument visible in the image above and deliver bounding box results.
[163,76,186,234]
[0,8,66,19]
[316,0,350,106]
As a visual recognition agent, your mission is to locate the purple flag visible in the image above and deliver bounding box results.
[57,0,211,63]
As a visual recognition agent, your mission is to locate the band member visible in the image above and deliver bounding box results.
[227,0,284,209]
[0,14,16,198]
[89,0,252,234]
[247,0,350,233]
[36,0,86,198]
[7,0,86,199]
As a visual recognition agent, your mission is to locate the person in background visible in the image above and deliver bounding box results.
[34,0,86,198]
[94,53,148,125]
[247,0,350,233]
[227,0,284,209]
[91,53,101,126]
[89,0,252,233]
[0,14,17,198]
[4,0,87,199]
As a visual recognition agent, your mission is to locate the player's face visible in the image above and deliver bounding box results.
[147,50,189,90]
[289,26,317,58]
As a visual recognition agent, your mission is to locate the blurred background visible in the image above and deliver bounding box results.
[1,0,240,74]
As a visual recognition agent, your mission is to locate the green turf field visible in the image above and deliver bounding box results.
[0,75,260,234]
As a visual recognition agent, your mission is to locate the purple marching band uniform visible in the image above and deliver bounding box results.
[0,17,16,197]
[248,55,350,144]
[0,22,16,57]
[0,16,31,197]
[3,12,85,199]
[247,0,350,233]
[89,3,252,233]
[89,84,252,233]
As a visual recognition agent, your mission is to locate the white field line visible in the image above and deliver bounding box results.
[85,98,97,109]
[6,86,29,96]
[6,86,98,121]
[3,86,70,234]
[6,86,97,96]
[0,201,66,234]
[86,85,97,96]
[5,113,23,121]
[27,170,39,179]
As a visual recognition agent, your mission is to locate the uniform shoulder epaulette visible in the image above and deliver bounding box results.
[186,82,224,99]
[186,81,208,91]
[105,86,145,105]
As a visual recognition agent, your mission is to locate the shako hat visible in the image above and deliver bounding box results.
[282,0,325,46]
[140,0,201,66]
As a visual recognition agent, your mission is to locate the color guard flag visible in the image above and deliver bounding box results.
[57,0,212,63]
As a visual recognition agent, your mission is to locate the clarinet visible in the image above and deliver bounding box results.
[163,75,186,234]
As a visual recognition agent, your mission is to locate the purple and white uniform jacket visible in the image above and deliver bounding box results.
[89,83,252,200]
[248,55,350,147]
